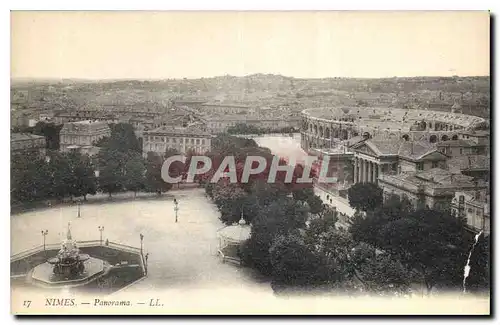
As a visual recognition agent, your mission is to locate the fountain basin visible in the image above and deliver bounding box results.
[29,257,110,288]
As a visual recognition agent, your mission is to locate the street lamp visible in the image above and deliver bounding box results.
[41,230,48,253]
[77,201,81,218]
[173,198,179,223]
[145,253,149,275]
[98,226,104,245]
[140,233,144,255]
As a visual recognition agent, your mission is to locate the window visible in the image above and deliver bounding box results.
[460,149,463,155]
[172,138,176,143]
[432,161,439,168]
[191,139,195,144]
[202,139,205,145]
[196,139,200,145]
[416,162,424,171]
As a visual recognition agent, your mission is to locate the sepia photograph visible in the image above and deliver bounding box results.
[9,10,491,315]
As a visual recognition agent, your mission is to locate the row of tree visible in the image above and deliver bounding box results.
[226,123,297,135]
[11,123,177,205]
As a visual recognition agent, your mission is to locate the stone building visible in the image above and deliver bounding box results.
[378,168,487,211]
[11,133,46,157]
[447,155,490,181]
[59,120,111,154]
[350,138,448,185]
[437,139,488,157]
[201,115,294,134]
[451,190,490,234]
[142,126,212,156]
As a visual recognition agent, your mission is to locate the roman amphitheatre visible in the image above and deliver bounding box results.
[300,106,488,151]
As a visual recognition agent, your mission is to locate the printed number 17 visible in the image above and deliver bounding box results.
[23,301,31,308]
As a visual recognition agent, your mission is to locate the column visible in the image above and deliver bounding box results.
[370,162,374,183]
[353,158,358,183]
[369,161,374,183]
[365,160,370,183]
[364,159,369,183]
[359,159,364,183]
[367,161,372,183]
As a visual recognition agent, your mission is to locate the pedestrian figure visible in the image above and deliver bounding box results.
[105,239,109,246]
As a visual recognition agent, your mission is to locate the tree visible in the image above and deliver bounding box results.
[306,194,325,215]
[97,148,127,197]
[377,208,470,294]
[144,152,172,195]
[11,151,51,204]
[355,253,413,295]
[240,197,309,276]
[32,121,63,150]
[46,152,73,200]
[124,152,146,197]
[466,233,490,293]
[107,123,142,154]
[212,180,249,224]
[347,183,383,212]
[269,234,330,290]
[292,187,315,203]
[304,223,354,284]
[67,151,97,200]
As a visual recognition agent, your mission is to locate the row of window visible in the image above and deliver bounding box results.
[61,135,106,144]
[145,136,206,145]
[146,143,209,152]
[416,161,441,171]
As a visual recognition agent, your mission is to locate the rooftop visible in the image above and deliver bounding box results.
[381,168,478,189]
[303,107,487,128]
[458,129,490,137]
[352,136,442,160]
[437,139,479,147]
[145,125,211,137]
[11,133,45,141]
[448,155,490,171]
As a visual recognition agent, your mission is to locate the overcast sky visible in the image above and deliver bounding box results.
[11,11,490,79]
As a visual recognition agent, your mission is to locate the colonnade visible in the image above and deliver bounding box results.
[353,157,382,184]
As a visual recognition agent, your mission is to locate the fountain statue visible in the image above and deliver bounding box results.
[46,223,90,279]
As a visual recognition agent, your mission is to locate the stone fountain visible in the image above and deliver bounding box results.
[28,223,110,288]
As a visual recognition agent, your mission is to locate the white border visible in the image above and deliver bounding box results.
[2,1,497,324]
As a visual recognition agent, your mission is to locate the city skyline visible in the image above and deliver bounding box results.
[11,11,490,80]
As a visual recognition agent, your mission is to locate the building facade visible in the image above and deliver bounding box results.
[11,133,46,157]
[59,120,111,153]
[350,138,448,185]
[378,168,487,211]
[142,126,212,156]
[202,115,297,134]
[451,190,490,234]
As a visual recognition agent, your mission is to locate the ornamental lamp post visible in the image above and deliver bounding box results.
[41,230,48,253]
[98,226,104,245]
[145,253,149,275]
[173,198,179,223]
